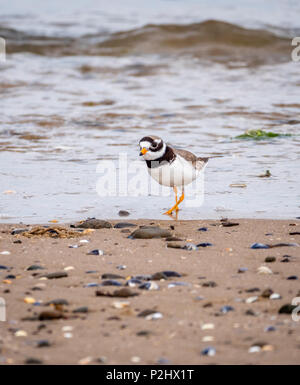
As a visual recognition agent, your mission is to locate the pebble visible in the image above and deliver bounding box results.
[238,267,248,273]
[45,299,69,306]
[139,281,159,291]
[278,304,297,314]
[202,336,214,342]
[43,272,68,279]
[0,265,8,270]
[270,293,281,300]
[257,266,273,275]
[145,312,163,321]
[168,282,190,288]
[220,305,234,314]
[118,210,130,217]
[129,227,171,239]
[78,356,93,365]
[26,265,45,271]
[116,265,126,270]
[0,251,11,255]
[38,311,63,320]
[183,243,198,251]
[84,283,100,288]
[36,340,51,348]
[62,326,73,332]
[265,256,276,263]
[73,306,89,313]
[201,347,216,356]
[261,288,273,298]
[251,243,269,249]
[96,288,139,298]
[25,358,43,365]
[151,272,168,280]
[101,280,123,287]
[202,281,217,288]
[24,297,36,304]
[64,333,73,339]
[198,227,208,231]
[201,323,215,330]
[246,296,258,304]
[287,275,298,280]
[102,273,124,280]
[11,228,27,235]
[76,219,112,229]
[113,301,130,309]
[249,346,261,353]
[126,278,142,287]
[131,356,141,363]
[264,326,276,332]
[87,249,104,256]
[157,358,170,364]
[64,266,74,271]
[114,222,136,228]
[197,242,213,247]
[15,330,28,337]
[79,239,89,244]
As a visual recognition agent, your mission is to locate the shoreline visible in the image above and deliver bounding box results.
[0,218,299,365]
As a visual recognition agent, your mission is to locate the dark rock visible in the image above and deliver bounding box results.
[87,249,104,256]
[101,280,123,287]
[5,275,16,279]
[45,299,69,306]
[238,267,248,273]
[162,270,182,278]
[245,287,260,293]
[269,242,299,248]
[261,288,273,298]
[278,304,297,314]
[114,222,136,228]
[73,306,89,313]
[251,243,269,249]
[138,282,159,290]
[118,210,130,217]
[43,272,68,279]
[165,236,183,242]
[26,265,45,271]
[95,288,139,298]
[220,305,234,314]
[129,226,171,239]
[281,258,290,262]
[198,227,208,231]
[202,281,217,288]
[36,340,51,348]
[245,309,256,316]
[289,232,300,235]
[201,347,216,356]
[136,330,152,337]
[13,240,22,244]
[151,272,168,280]
[138,309,157,318]
[85,270,98,274]
[220,220,239,227]
[101,273,124,280]
[197,242,213,247]
[0,265,8,270]
[76,219,112,229]
[38,311,64,321]
[25,357,43,365]
[167,243,183,249]
[84,283,99,288]
[287,275,298,280]
[265,256,276,263]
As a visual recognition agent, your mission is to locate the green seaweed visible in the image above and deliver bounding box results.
[236,129,291,140]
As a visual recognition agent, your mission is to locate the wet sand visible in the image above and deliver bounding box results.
[0,218,299,365]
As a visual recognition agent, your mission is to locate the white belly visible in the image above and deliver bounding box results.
[148,156,198,187]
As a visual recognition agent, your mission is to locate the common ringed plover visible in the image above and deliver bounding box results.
[139,136,208,215]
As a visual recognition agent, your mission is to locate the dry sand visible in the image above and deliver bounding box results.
[0,218,299,365]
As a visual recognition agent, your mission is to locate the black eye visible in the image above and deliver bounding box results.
[151,142,158,148]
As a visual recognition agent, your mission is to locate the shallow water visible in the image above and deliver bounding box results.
[0,0,300,222]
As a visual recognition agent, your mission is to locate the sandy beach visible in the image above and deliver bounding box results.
[0,218,299,365]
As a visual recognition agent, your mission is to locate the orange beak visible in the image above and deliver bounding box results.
[140,148,148,156]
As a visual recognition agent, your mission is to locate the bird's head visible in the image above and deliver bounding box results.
[139,136,166,161]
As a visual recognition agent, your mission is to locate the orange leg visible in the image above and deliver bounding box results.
[164,187,185,215]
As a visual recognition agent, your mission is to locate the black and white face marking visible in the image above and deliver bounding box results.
[139,136,166,161]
